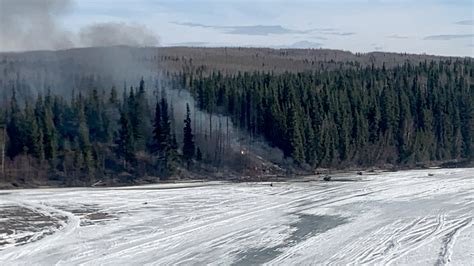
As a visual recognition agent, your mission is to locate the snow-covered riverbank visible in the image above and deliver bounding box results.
[1,168,473,265]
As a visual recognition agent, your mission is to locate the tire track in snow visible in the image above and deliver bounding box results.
[88,190,315,264]
[57,185,315,264]
[268,169,474,265]
[322,214,472,265]
[96,183,355,264]
[1,168,472,264]
[436,217,473,265]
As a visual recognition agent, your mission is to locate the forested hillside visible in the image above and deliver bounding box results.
[0,46,461,102]
[179,59,473,167]
[0,47,472,187]
[0,78,284,187]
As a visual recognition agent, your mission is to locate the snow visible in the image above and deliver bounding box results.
[0,168,473,265]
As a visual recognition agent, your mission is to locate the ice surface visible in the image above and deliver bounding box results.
[0,168,473,265]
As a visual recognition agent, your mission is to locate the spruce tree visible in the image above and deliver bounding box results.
[6,88,24,158]
[117,108,134,169]
[288,105,305,165]
[151,99,162,154]
[196,147,202,161]
[78,102,94,178]
[134,79,151,150]
[182,103,195,168]
[42,96,58,163]
[23,102,44,160]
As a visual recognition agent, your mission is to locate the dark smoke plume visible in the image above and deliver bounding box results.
[0,0,160,52]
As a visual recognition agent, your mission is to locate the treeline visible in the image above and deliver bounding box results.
[1,80,199,185]
[179,59,473,167]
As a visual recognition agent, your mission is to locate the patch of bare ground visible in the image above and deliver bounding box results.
[0,205,67,249]
[56,204,117,226]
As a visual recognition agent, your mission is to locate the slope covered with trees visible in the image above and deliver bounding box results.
[1,80,190,186]
[0,50,472,187]
[0,46,462,102]
[179,59,473,168]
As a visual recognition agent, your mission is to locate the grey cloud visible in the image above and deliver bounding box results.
[164,41,323,49]
[226,25,306,35]
[276,41,323,49]
[313,28,354,36]
[325,32,355,36]
[317,28,338,32]
[174,22,212,28]
[174,22,353,37]
[388,34,409,39]
[168,42,209,47]
[370,43,384,51]
[455,20,474,25]
[174,22,311,35]
[424,34,474,40]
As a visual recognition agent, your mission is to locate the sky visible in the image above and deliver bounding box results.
[2,0,474,56]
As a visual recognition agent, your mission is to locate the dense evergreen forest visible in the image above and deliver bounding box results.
[179,59,473,167]
[0,79,206,185]
[0,57,473,186]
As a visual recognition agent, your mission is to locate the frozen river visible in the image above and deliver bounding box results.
[1,168,473,265]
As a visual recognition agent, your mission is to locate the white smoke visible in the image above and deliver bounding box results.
[162,85,286,168]
[0,0,74,51]
[79,22,159,48]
